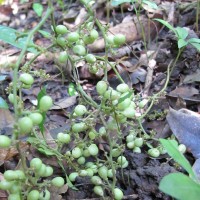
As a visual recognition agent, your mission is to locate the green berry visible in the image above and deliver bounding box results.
[72,122,87,133]
[73,45,86,56]
[58,51,68,63]
[72,147,82,158]
[69,172,78,182]
[117,156,127,165]
[18,116,33,134]
[27,190,40,200]
[85,54,96,64]
[98,166,108,180]
[74,105,87,116]
[94,185,104,196]
[30,158,42,171]
[148,148,160,158]
[91,176,103,185]
[67,32,79,43]
[19,73,34,85]
[39,95,53,112]
[116,83,129,93]
[113,188,123,200]
[55,25,68,35]
[51,177,65,187]
[0,135,11,148]
[113,34,126,46]
[88,144,99,156]
[29,113,43,125]
[96,81,108,95]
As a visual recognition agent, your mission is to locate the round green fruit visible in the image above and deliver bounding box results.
[73,45,86,56]
[98,166,108,180]
[19,73,34,85]
[74,105,87,116]
[29,113,43,125]
[39,95,53,112]
[69,172,78,182]
[0,180,13,190]
[91,176,103,185]
[27,190,40,200]
[90,29,99,40]
[96,81,108,95]
[148,148,160,158]
[94,185,104,196]
[8,94,14,104]
[51,177,65,187]
[85,54,96,64]
[88,144,99,156]
[30,158,42,171]
[113,34,126,46]
[56,36,66,47]
[8,194,21,200]
[55,25,68,35]
[72,147,82,158]
[113,188,123,200]
[117,156,127,165]
[18,116,33,134]
[44,166,54,177]
[72,122,87,133]
[116,83,129,93]
[58,51,68,63]
[0,135,11,148]
[67,32,79,43]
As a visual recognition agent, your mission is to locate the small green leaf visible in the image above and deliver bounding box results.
[154,19,175,33]
[0,25,38,53]
[38,147,55,156]
[178,39,188,48]
[188,38,200,44]
[38,30,51,39]
[160,139,195,179]
[0,97,9,109]
[159,173,200,200]
[175,27,188,39]
[111,0,133,6]
[190,42,200,51]
[143,0,158,9]
[32,3,43,17]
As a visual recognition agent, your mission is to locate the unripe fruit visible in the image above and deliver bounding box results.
[67,32,79,43]
[9,183,21,193]
[51,177,65,187]
[111,148,121,158]
[113,188,124,200]
[72,122,87,133]
[178,144,187,154]
[133,147,141,153]
[122,107,135,118]
[72,147,82,158]
[73,45,86,56]
[39,95,53,112]
[56,36,66,47]
[0,180,13,190]
[27,190,40,200]
[74,105,87,116]
[55,25,68,35]
[57,132,71,143]
[15,170,25,180]
[148,148,160,158]
[44,166,54,177]
[113,34,126,46]
[58,51,68,63]
[88,144,99,156]
[98,166,108,180]
[99,126,106,136]
[79,170,88,177]
[30,158,42,171]
[8,94,14,104]
[83,35,95,45]
[94,185,104,196]
[0,135,11,148]
[107,169,115,178]
[90,29,99,40]
[29,113,43,125]
[77,156,86,165]
[86,168,94,177]
[19,73,34,85]
[104,89,120,100]
[37,164,46,177]
[126,134,135,143]
[83,149,91,157]
[88,130,97,140]
[39,189,50,200]
[116,83,129,93]
[117,98,131,111]
[69,172,78,182]
[121,160,129,168]
[107,35,114,45]
[127,141,135,149]
[96,81,108,95]
[18,116,33,134]
[117,156,127,165]
[138,99,148,108]
[91,176,103,185]
[85,54,96,64]
[8,194,21,200]
[134,138,144,147]
[90,165,98,173]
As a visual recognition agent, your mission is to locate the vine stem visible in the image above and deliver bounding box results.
[13,7,53,121]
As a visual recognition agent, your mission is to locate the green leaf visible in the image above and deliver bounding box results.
[175,27,188,39]
[0,97,8,109]
[160,139,195,179]
[38,30,51,39]
[190,42,200,51]
[154,19,175,33]
[0,25,38,53]
[38,147,55,156]
[142,0,158,9]
[159,173,200,200]
[32,3,43,17]
[111,0,134,6]
[188,38,200,44]
[178,39,188,49]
